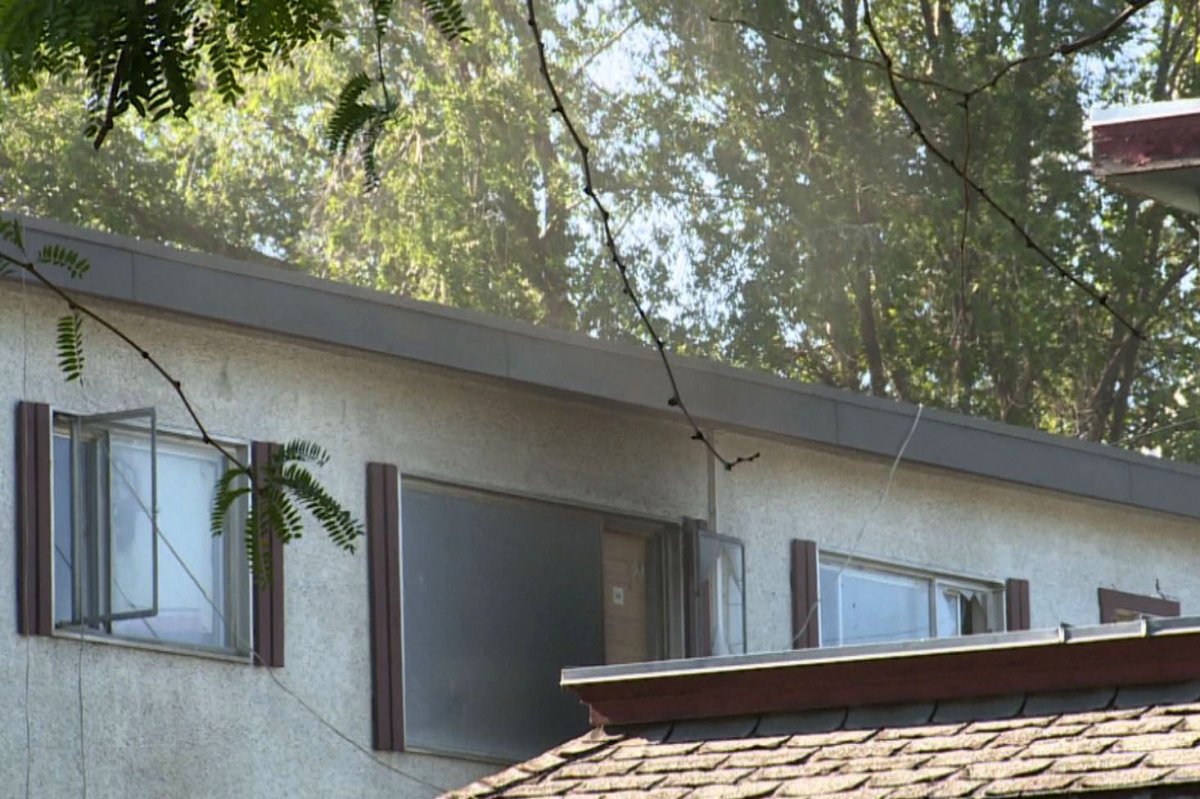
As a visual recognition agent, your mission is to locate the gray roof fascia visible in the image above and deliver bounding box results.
[8,215,1200,520]
[561,616,1200,687]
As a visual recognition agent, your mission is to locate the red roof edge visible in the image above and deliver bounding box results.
[1091,101,1200,176]
[563,621,1200,726]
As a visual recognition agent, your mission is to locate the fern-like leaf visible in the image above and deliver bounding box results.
[219,437,362,583]
[421,0,470,42]
[0,217,24,253]
[325,71,377,155]
[211,465,251,537]
[56,312,85,382]
[279,463,363,552]
[325,71,395,190]
[275,438,330,466]
[38,244,90,278]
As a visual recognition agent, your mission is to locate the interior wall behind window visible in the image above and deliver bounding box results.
[400,481,605,763]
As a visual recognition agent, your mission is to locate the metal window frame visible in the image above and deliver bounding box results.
[50,407,251,657]
[818,552,1004,645]
[68,408,159,627]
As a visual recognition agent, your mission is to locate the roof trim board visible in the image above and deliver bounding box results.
[7,215,1200,520]
[562,618,1200,726]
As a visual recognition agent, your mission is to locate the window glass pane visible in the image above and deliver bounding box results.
[697,534,745,656]
[113,440,227,648]
[937,588,963,637]
[401,483,604,763]
[53,434,75,625]
[837,566,931,646]
[819,564,840,647]
[109,432,156,618]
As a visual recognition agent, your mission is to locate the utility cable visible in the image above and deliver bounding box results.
[112,468,447,797]
[21,269,32,799]
[792,403,923,647]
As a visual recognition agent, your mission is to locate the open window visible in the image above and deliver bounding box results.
[683,519,746,657]
[52,409,250,654]
[393,481,745,762]
[54,409,158,628]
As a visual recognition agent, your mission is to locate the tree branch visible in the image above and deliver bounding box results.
[1,249,248,472]
[708,15,969,97]
[524,0,758,470]
[861,0,1142,339]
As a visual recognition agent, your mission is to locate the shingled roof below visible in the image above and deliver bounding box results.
[446,682,1200,799]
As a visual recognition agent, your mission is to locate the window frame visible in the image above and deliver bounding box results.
[49,407,253,661]
[684,521,747,658]
[1098,587,1180,624]
[817,552,1004,648]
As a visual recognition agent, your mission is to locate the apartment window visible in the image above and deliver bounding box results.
[395,479,732,762]
[819,556,1002,648]
[52,410,250,654]
[688,525,746,657]
[1098,587,1180,623]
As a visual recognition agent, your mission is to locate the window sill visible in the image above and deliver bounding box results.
[51,627,253,666]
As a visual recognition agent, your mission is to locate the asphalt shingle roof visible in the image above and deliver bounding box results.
[446,682,1200,799]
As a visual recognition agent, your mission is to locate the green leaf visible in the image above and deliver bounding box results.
[38,243,90,278]
[0,217,24,253]
[55,312,85,382]
[324,71,394,191]
[211,466,252,537]
[420,0,471,43]
[231,438,362,582]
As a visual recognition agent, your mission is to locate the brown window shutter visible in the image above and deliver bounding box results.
[16,402,53,636]
[1005,578,1031,631]
[366,462,404,751]
[791,539,820,649]
[252,441,285,667]
[1098,587,1180,623]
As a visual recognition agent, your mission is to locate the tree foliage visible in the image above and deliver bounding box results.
[1,0,1199,462]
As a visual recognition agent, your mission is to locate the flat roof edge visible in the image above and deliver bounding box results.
[562,619,1200,726]
[1091,99,1200,126]
[6,214,1200,520]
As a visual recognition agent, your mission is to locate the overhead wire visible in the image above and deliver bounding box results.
[793,403,923,647]
[5,255,445,797]
[21,268,32,799]
[110,463,448,797]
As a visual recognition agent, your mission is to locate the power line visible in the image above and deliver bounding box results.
[141,501,446,791]
[524,0,758,472]
[793,403,923,647]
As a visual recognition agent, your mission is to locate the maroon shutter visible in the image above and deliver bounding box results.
[1098,587,1180,623]
[16,402,53,636]
[791,539,820,649]
[366,463,404,751]
[252,441,285,667]
[1006,578,1031,631]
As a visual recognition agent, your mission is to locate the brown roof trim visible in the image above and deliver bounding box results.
[1092,107,1200,176]
[564,620,1200,726]
[1100,587,1182,624]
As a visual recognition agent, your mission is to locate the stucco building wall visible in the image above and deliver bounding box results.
[1,282,1197,798]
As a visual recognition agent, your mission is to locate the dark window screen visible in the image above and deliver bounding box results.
[401,483,604,762]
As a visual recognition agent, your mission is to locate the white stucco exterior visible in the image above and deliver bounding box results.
[2,260,1199,796]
